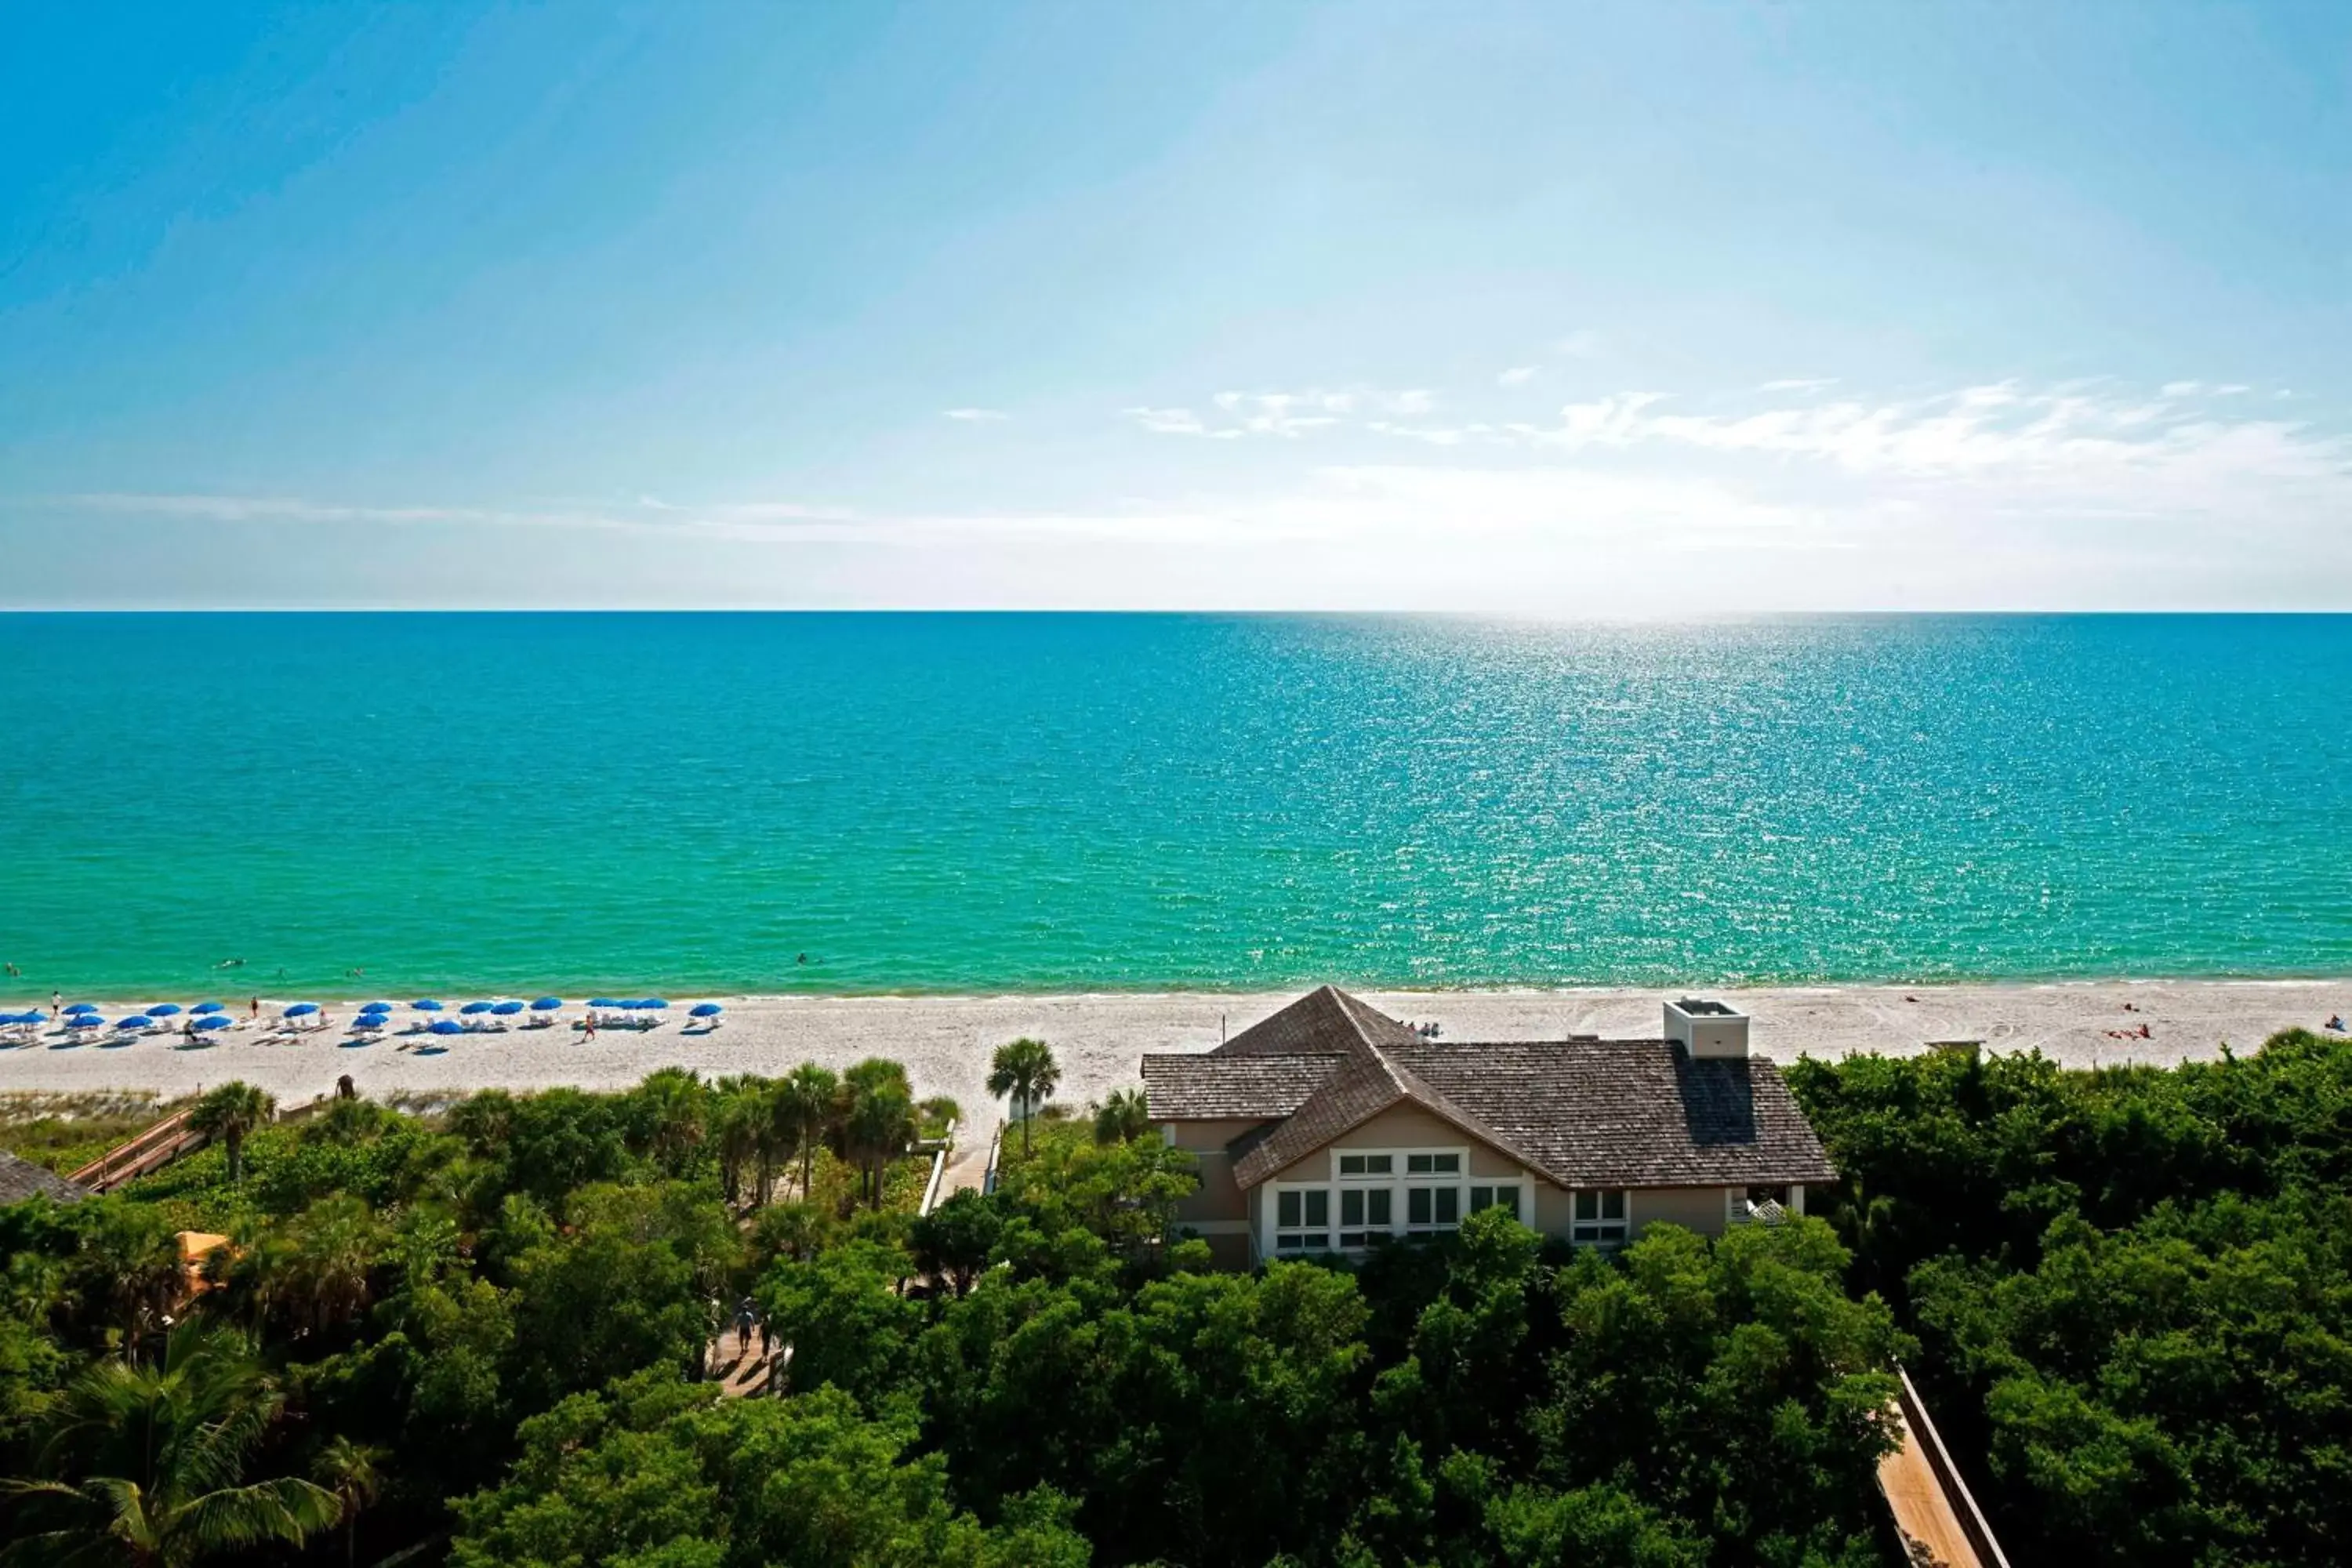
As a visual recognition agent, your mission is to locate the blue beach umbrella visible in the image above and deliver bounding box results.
[196,1015,230,1032]
[588,998,619,1010]
[492,1000,524,1015]
[117,1017,151,1031]
[429,1018,464,1036]
[412,1000,444,1012]
[641,998,669,1009]
[191,1001,225,1015]
[690,1003,722,1018]
[532,997,563,1011]
[285,1003,320,1018]
[459,1000,494,1015]
[359,1003,392,1016]
[64,1003,99,1016]
[72,1015,105,1029]
[147,1004,183,1018]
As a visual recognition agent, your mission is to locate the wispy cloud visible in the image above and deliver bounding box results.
[942,407,1009,422]
[36,374,2349,610]
[1123,405,1241,439]
[1497,366,1537,387]
[1124,387,1432,439]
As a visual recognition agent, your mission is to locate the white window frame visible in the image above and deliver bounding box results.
[1570,1188,1630,1248]
[1269,1182,1334,1254]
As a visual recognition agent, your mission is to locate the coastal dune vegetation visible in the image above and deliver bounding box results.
[5,1028,2352,1565]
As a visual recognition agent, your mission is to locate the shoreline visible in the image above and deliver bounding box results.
[5,978,2347,1127]
[17,970,2352,1007]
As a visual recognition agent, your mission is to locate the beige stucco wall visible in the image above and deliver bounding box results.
[1631,1185,1734,1237]
[1163,1119,1269,1225]
[1530,1182,1577,1237]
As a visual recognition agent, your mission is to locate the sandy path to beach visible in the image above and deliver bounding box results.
[5,981,2347,1121]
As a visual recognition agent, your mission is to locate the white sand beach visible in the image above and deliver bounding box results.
[4,981,2348,1123]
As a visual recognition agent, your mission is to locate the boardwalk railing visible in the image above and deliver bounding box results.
[68,1109,204,1192]
[1887,1364,2012,1568]
[917,1120,954,1216]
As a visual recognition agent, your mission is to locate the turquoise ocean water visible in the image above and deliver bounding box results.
[2,613,2349,999]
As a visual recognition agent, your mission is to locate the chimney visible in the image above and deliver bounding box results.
[1664,997,1749,1058]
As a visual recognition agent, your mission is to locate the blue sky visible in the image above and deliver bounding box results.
[2,2,2347,610]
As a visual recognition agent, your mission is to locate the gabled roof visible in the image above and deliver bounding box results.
[1143,986,1836,1192]
[1140,1053,1345,1120]
[1212,984,1424,1061]
[0,1150,89,1206]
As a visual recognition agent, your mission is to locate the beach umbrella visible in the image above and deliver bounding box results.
[532,997,563,1011]
[147,1004,183,1018]
[117,1017,151,1031]
[285,1003,320,1018]
[459,1000,494,1015]
[71,1015,104,1029]
[428,1018,464,1036]
[588,998,619,1010]
[359,1003,392,1016]
[64,1003,99,1016]
[412,1000,444,1011]
[196,1015,230,1032]
[641,998,670,1009]
[492,1000,524,1015]
[191,1001,225,1015]
[690,1003,722,1018]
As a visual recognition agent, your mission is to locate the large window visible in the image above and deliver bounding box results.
[1468,1185,1521,1221]
[1275,1187,1330,1252]
[1279,1149,1490,1253]
[1338,1187,1392,1247]
[1406,1185,1460,1228]
[1571,1189,1628,1247]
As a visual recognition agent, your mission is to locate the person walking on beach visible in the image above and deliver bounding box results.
[583,1011,597,1040]
[250,997,261,1022]
[51,992,62,1018]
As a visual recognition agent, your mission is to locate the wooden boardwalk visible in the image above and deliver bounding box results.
[1878,1368,2009,1568]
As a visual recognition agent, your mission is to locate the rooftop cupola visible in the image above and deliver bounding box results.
[1664,997,1749,1058]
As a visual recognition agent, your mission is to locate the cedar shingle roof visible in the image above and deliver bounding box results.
[1385,1040,1836,1188]
[1144,987,1836,1192]
[1140,1053,1345,1119]
[0,1150,89,1206]
[1212,985,1424,1061]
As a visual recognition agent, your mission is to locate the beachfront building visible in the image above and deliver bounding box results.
[1141,986,1834,1269]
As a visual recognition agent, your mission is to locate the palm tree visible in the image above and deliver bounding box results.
[245,1195,385,1341]
[188,1083,275,1185]
[313,1438,383,1568]
[837,1081,916,1209]
[2,1319,340,1566]
[631,1067,709,1175]
[1093,1087,1153,1145]
[779,1064,839,1202]
[68,1201,185,1366]
[989,1037,1062,1158]
[711,1084,762,1207]
[756,1081,802,1209]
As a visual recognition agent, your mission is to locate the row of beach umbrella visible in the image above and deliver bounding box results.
[5,996,726,1035]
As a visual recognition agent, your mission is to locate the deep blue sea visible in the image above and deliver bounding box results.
[2,613,2348,998]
